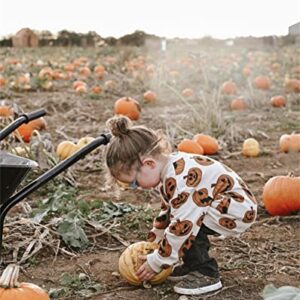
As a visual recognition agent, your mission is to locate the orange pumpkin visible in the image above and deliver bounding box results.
[242,66,251,77]
[72,80,86,90]
[181,88,194,97]
[143,90,157,103]
[285,78,300,93]
[0,106,13,117]
[177,139,204,154]
[92,86,102,94]
[76,84,87,94]
[38,67,53,81]
[114,97,141,121]
[0,76,6,87]
[94,65,105,79]
[230,98,247,111]
[119,241,172,286]
[221,81,237,95]
[262,173,300,215]
[0,264,50,300]
[79,66,91,77]
[29,117,47,131]
[253,76,271,90]
[193,134,219,155]
[16,124,35,143]
[270,95,286,108]
[279,134,300,152]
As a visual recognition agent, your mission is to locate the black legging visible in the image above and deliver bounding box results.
[182,224,220,278]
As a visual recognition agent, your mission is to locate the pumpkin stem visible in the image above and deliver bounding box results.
[0,264,21,288]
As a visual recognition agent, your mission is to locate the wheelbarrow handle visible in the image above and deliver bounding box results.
[0,133,111,255]
[22,108,46,122]
[0,109,47,141]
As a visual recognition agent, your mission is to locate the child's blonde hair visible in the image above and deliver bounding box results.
[105,116,170,177]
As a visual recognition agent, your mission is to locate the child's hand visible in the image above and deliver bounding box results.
[136,255,157,281]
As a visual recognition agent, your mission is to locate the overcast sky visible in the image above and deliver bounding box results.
[0,0,299,39]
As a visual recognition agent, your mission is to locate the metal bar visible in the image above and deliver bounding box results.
[0,109,46,141]
[0,133,111,256]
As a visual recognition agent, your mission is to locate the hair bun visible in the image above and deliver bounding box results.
[106,116,132,137]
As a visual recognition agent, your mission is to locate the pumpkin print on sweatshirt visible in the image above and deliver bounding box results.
[158,236,172,257]
[192,188,213,207]
[147,231,156,242]
[223,191,245,203]
[192,156,214,166]
[238,178,257,204]
[183,168,202,187]
[153,210,170,229]
[243,207,256,223]
[179,234,196,257]
[219,217,237,230]
[173,158,185,175]
[212,174,234,197]
[171,192,190,209]
[216,197,231,214]
[160,198,169,211]
[160,185,169,202]
[169,219,193,236]
[196,213,206,227]
[164,178,177,200]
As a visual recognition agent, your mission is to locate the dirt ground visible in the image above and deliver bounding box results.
[0,43,299,300]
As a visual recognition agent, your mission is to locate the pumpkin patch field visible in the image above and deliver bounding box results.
[0,41,299,300]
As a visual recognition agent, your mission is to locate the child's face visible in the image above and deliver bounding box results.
[117,158,161,189]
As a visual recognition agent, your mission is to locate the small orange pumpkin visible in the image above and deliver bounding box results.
[242,66,251,77]
[221,81,237,95]
[262,173,300,215]
[279,134,300,152]
[79,66,92,77]
[253,76,271,90]
[29,117,47,131]
[0,106,13,117]
[285,78,300,93]
[143,90,157,103]
[0,76,6,87]
[76,84,87,94]
[16,124,35,143]
[119,241,172,286]
[230,98,247,111]
[177,139,204,154]
[92,86,102,94]
[193,134,219,155]
[114,97,141,121]
[181,88,194,97]
[38,67,53,81]
[0,264,50,300]
[270,95,286,108]
[72,80,86,90]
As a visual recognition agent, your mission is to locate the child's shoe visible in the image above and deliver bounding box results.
[173,271,222,295]
[167,264,191,282]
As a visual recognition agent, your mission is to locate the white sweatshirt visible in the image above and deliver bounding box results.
[147,152,257,273]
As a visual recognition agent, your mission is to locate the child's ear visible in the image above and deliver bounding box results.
[142,158,156,168]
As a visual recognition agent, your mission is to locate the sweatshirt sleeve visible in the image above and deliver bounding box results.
[147,158,208,272]
[147,197,171,244]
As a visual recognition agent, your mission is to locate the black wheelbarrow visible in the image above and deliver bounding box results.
[0,108,111,257]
